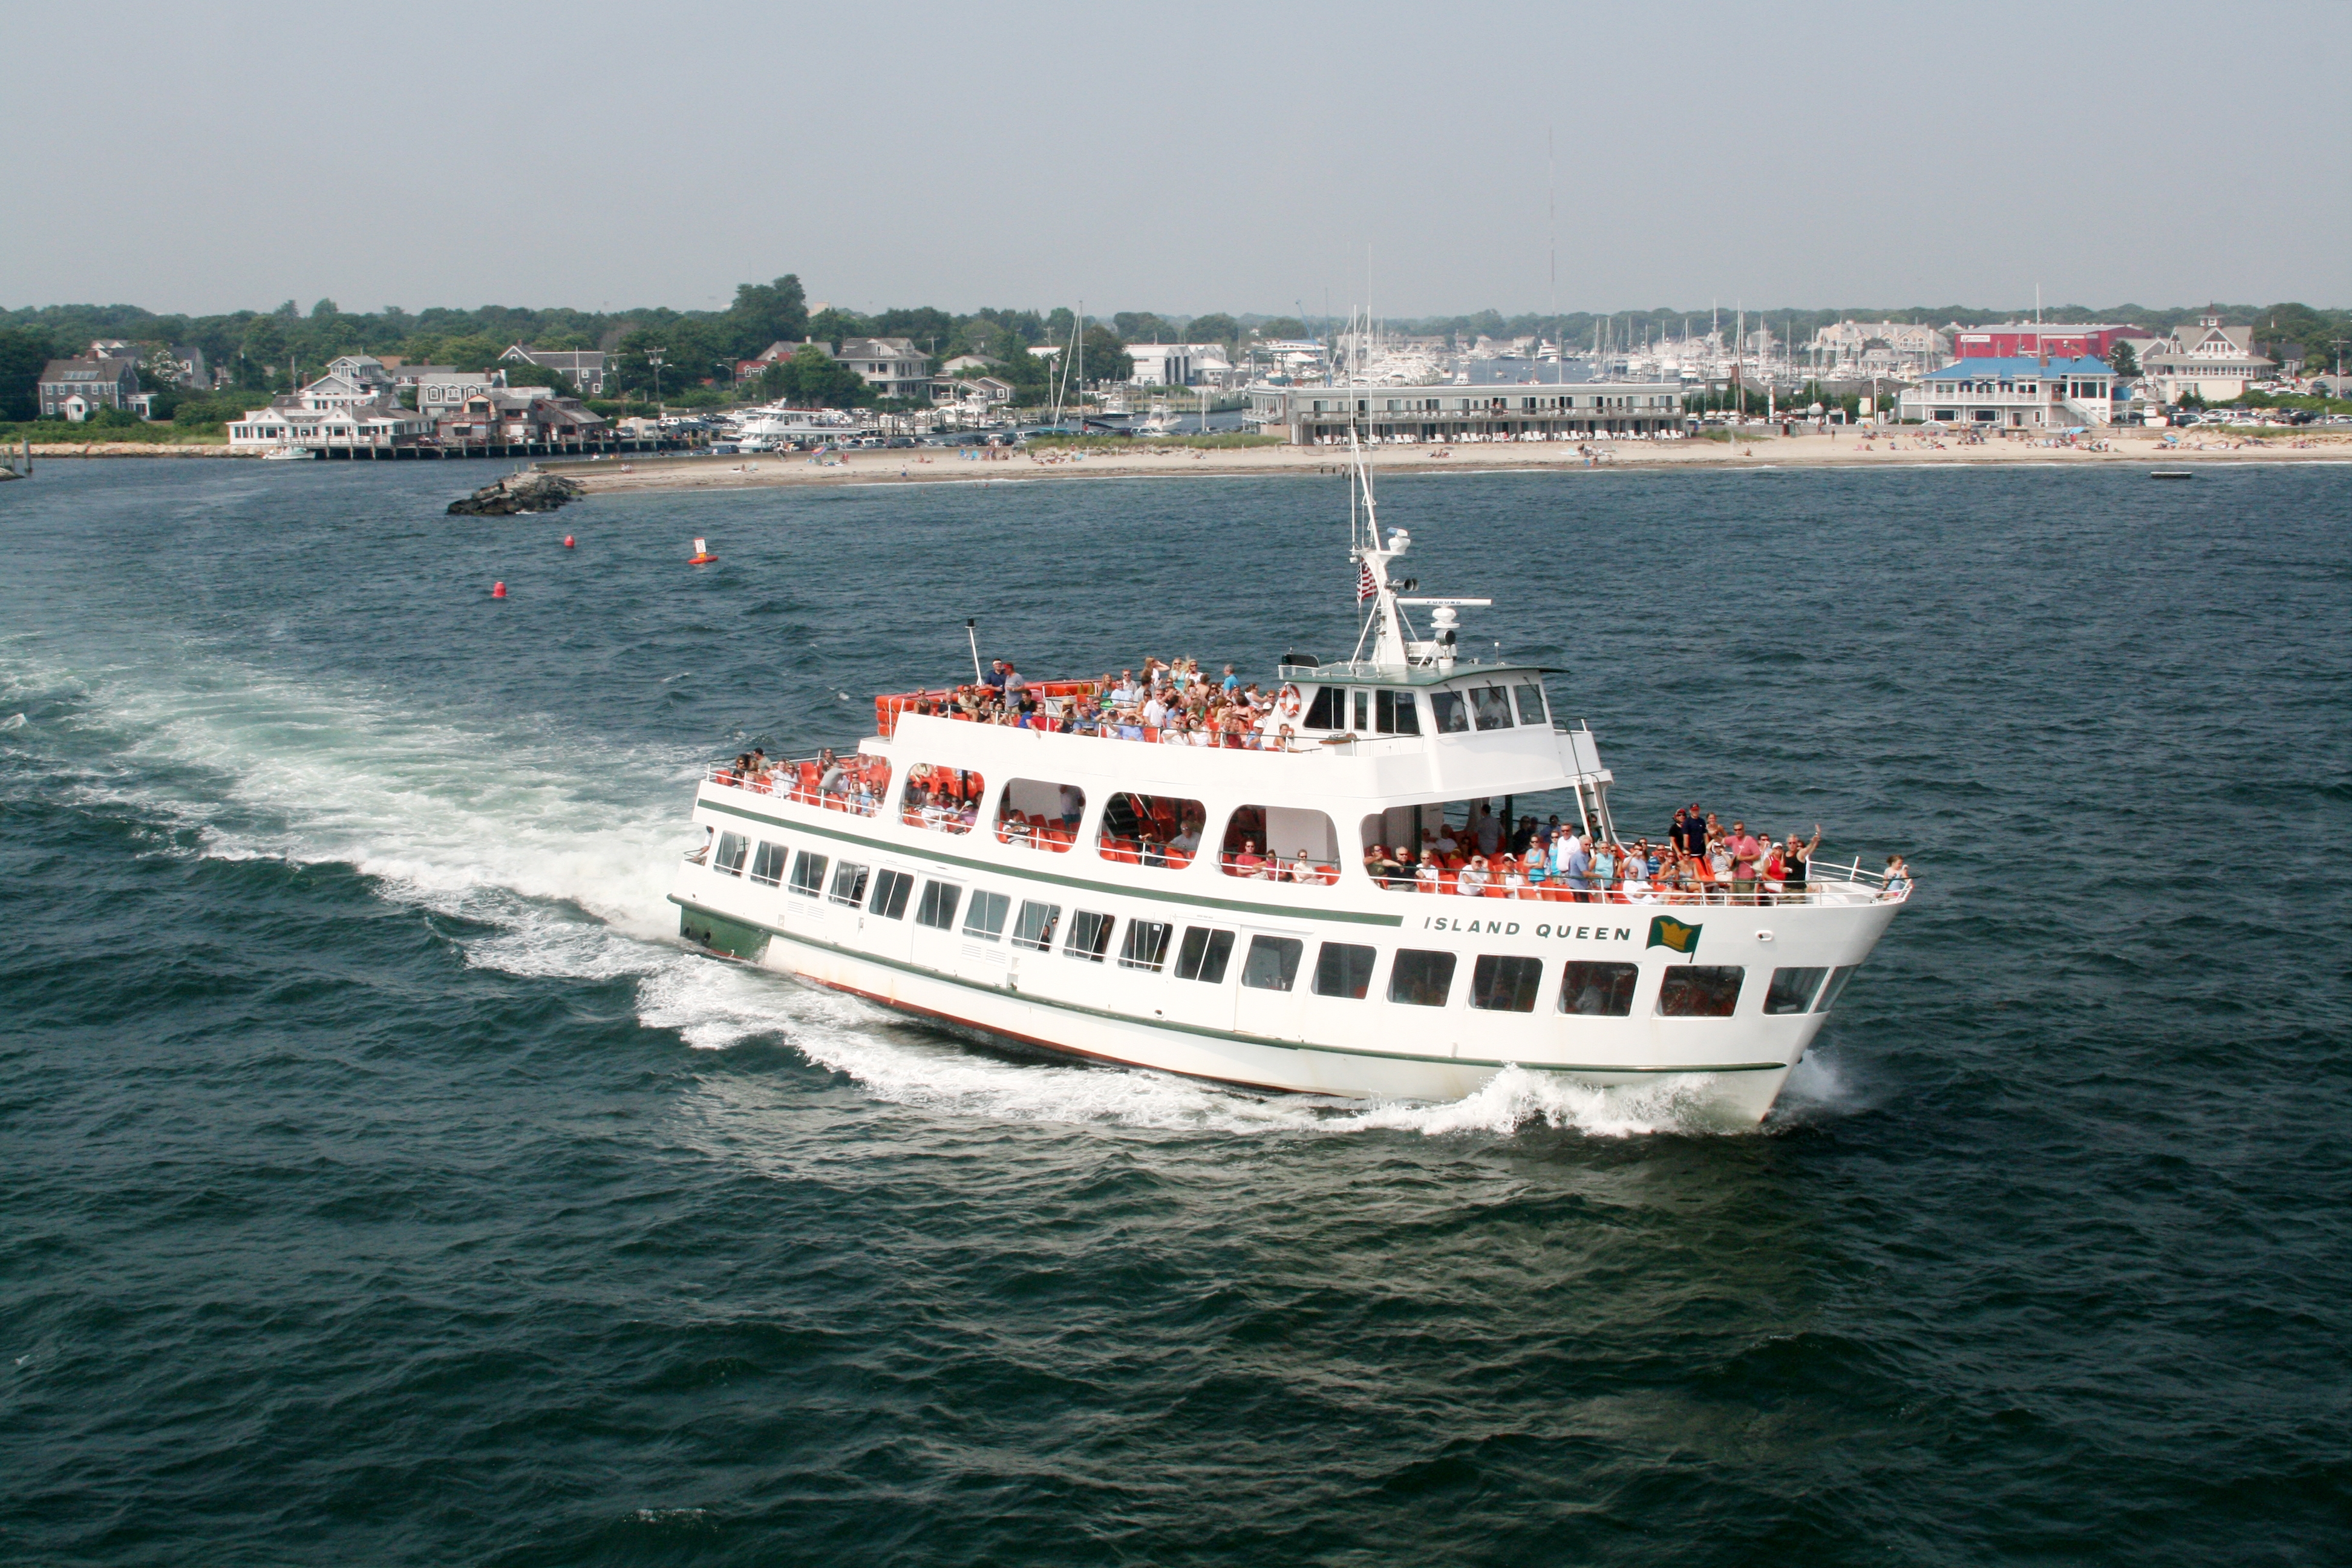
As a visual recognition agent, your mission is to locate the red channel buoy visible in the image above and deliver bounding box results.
[687,536,718,565]
[563,535,575,549]
[492,581,508,599]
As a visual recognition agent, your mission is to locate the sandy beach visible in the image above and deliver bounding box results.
[544,428,2351,498]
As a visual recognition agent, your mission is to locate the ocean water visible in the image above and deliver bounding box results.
[1,457,2347,1566]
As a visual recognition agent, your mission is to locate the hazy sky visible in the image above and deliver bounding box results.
[16,1,2348,319]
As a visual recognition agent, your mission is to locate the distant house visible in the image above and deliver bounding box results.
[835,337,930,400]
[1806,321,1952,376]
[2135,313,2274,402]
[1949,323,2140,362]
[227,396,430,451]
[1896,356,2116,429]
[38,357,141,420]
[414,369,514,417]
[432,389,610,446]
[162,345,210,388]
[1128,342,1241,388]
[940,353,999,377]
[738,339,834,380]
[932,376,1014,406]
[500,344,609,396]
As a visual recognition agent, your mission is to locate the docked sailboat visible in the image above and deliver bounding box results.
[668,449,1906,1123]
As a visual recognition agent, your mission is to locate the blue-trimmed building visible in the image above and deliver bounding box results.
[1896,356,2116,429]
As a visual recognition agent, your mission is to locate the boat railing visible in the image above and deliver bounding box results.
[877,686,1332,753]
[705,755,889,817]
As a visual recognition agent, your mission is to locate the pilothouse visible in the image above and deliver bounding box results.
[670,439,1907,1123]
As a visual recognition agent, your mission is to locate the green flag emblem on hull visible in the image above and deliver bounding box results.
[1647,915,1702,956]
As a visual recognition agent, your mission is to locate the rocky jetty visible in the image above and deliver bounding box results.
[447,471,583,515]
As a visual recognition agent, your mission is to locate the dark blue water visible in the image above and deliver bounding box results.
[2,457,2347,1565]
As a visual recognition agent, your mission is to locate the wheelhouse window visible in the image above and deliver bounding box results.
[1098,792,1206,869]
[962,889,1010,941]
[1469,686,1514,730]
[828,862,870,907]
[1220,805,1340,883]
[1763,967,1829,1015]
[787,850,828,897]
[899,763,984,834]
[1312,942,1376,999]
[712,831,750,876]
[1469,955,1543,1012]
[1117,920,1173,971]
[868,868,915,920]
[1388,949,1457,1007]
[914,880,962,930]
[1064,909,1116,962]
[1240,935,1302,991]
[1428,691,1470,733]
[1559,961,1638,1016]
[1374,690,1420,736]
[748,841,788,886]
[1173,927,1235,983]
[1657,966,1745,1018]
[1303,686,1343,729]
[1011,900,1061,951]
[996,778,1084,852]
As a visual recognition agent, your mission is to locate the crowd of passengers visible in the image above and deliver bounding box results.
[720,747,892,813]
[900,658,1331,750]
[1363,803,1912,904]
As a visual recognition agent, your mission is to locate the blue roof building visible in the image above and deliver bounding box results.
[1899,356,2117,430]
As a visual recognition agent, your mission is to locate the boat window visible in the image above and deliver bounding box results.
[1304,686,1342,729]
[1312,941,1377,999]
[713,831,750,876]
[1174,927,1235,984]
[1064,909,1115,962]
[1513,682,1548,725]
[1374,690,1420,736]
[1388,949,1457,1007]
[1813,965,1860,1013]
[1470,686,1514,730]
[1763,967,1829,1015]
[898,763,984,835]
[787,850,828,898]
[1658,966,1746,1018]
[1559,961,1638,1016]
[1118,920,1173,971]
[1469,955,1544,1012]
[962,889,1010,941]
[828,862,869,907]
[1011,900,1060,951]
[1220,805,1340,882]
[995,778,1083,853]
[915,880,961,931]
[1351,690,1370,731]
[1098,792,1206,870]
[1428,691,1470,733]
[748,840,787,886]
[1240,935,1302,991]
[869,868,915,920]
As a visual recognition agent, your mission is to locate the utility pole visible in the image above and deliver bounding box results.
[647,349,665,431]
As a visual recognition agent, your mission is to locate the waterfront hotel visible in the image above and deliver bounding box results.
[1895,357,2116,430]
[1252,381,1687,444]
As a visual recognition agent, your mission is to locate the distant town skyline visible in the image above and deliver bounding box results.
[12,2,2348,317]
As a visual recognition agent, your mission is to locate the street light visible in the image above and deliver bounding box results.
[647,348,665,434]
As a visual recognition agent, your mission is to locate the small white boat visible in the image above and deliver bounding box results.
[259,445,315,462]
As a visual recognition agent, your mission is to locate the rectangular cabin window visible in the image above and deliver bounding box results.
[1099,792,1206,870]
[1469,955,1544,1012]
[1429,691,1470,733]
[1011,900,1061,951]
[899,763,983,834]
[1352,690,1370,731]
[1469,686,1514,730]
[828,862,870,908]
[1514,683,1548,726]
[1388,949,1457,1007]
[1303,686,1342,730]
[713,831,750,876]
[1065,909,1115,962]
[1117,920,1173,971]
[1312,941,1377,999]
[748,841,788,886]
[1174,927,1235,984]
[915,880,962,931]
[1814,964,1860,1013]
[1220,804,1339,883]
[962,889,1010,940]
[1658,966,1746,1018]
[1240,935,1302,991]
[1764,967,1829,1015]
[1559,961,1638,1016]
[1374,690,1420,736]
[996,778,1083,852]
[787,850,828,897]
[869,869,915,920]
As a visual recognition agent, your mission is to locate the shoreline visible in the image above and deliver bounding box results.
[542,430,2352,497]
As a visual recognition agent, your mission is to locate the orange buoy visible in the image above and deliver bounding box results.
[563,535,575,549]
[492,581,508,599]
[687,536,718,565]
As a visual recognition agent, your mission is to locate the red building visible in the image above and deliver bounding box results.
[1953,324,2142,360]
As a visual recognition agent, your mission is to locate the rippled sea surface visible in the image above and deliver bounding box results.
[2,457,2348,1565]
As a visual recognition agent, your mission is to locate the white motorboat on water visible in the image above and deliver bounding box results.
[669,444,1906,1123]
[259,445,315,460]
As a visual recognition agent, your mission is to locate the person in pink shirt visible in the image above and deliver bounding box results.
[1728,820,1765,904]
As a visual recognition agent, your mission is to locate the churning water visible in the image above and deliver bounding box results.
[1,458,2347,1564]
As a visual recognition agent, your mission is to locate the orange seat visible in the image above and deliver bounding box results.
[1317,865,1339,885]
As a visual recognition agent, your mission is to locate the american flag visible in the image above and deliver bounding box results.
[1357,560,1378,602]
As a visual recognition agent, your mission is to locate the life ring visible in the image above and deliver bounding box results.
[1277,684,1303,720]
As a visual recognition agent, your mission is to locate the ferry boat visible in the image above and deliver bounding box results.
[667,452,1906,1124]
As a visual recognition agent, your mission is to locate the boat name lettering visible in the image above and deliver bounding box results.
[1420,916,1633,941]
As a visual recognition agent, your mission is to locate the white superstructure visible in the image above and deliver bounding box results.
[667,449,1905,1123]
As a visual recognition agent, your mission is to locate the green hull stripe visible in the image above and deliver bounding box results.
[701,794,1405,927]
[670,894,1784,1076]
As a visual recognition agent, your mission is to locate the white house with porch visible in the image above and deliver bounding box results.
[1897,357,2116,428]
[2134,313,2273,402]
